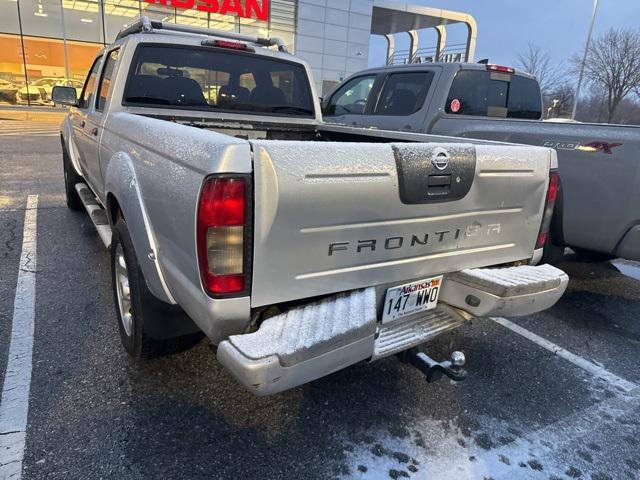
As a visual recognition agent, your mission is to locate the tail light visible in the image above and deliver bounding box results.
[197,176,249,295]
[486,64,515,74]
[201,39,255,52]
[536,171,559,249]
[213,40,248,50]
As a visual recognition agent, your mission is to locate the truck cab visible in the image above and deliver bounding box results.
[322,63,542,132]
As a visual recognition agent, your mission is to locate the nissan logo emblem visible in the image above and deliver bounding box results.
[431,148,449,170]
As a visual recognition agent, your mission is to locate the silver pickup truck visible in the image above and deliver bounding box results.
[323,63,640,263]
[53,18,567,395]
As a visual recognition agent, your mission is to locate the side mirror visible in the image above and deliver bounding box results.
[51,86,78,106]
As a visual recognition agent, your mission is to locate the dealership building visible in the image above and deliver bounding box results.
[0,0,476,105]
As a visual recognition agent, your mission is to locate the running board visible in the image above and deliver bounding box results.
[75,183,111,248]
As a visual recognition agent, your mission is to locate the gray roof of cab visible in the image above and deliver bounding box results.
[353,62,536,80]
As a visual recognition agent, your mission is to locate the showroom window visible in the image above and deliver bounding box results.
[20,0,66,38]
[0,1,20,34]
[62,0,104,43]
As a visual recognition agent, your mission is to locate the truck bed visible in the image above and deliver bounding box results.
[160,117,553,307]
[429,117,640,258]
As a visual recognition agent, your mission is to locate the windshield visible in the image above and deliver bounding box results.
[124,44,315,117]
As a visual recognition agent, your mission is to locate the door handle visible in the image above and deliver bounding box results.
[80,120,85,128]
[91,127,98,136]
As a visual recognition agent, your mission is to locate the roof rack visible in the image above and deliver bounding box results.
[115,16,288,52]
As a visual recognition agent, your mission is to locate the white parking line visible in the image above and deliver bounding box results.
[0,195,38,479]
[492,316,637,393]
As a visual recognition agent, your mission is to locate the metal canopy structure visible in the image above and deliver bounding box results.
[370,0,477,65]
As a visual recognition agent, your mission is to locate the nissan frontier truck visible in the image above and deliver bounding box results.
[53,18,567,395]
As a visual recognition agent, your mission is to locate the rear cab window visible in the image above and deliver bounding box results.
[445,69,542,119]
[123,44,314,117]
[374,71,434,116]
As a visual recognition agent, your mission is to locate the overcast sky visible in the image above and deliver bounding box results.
[368,0,640,69]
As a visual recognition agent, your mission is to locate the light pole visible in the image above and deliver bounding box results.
[571,0,600,119]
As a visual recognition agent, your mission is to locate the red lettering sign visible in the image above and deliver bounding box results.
[581,141,623,155]
[143,0,269,21]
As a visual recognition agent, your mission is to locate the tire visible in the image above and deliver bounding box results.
[571,247,615,263]
[541,229,566,265]
[541,179,566,265]
[61,139,84,211]
[111,216,203,360]
[541,241,565,265]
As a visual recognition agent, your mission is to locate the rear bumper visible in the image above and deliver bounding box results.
[217,264,568,395]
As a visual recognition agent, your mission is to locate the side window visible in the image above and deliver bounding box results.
[79,55,102,109]
[507,75,542,119]
[96,49,119,112]
[445,70,490,116]
[374,72,434,116]
[325,75,376,116]
[446,69,543,119]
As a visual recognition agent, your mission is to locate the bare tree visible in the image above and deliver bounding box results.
[516,44,563,96]
[574,28,640,123]
[547,83,575,119]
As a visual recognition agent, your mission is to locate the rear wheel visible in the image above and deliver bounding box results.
[111,216,203,360]
[541,229,566,265]
[571,247,615,263]
[62,140,83,211]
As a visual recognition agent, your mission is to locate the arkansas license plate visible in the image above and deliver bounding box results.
[382,276,443,323]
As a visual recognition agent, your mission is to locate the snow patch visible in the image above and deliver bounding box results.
[613,259,640,282]
[335,384,640,480]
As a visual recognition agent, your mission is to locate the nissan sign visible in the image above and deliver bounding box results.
[143,0,269,21]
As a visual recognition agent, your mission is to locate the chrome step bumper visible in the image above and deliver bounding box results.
[217,264,568,395]
[439,264,569,317]
[217,288,377,395]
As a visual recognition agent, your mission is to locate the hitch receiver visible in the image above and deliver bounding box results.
[399,349,467,383]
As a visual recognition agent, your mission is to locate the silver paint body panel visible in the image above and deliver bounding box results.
[251,140,551,306]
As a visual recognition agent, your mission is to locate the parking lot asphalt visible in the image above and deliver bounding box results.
[1,131,639,480]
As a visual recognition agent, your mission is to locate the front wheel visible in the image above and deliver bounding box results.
[111,216,203,360]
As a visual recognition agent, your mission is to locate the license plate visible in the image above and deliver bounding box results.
[381,275,443,323]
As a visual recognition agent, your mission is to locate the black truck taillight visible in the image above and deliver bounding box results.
[197,176,249,296]
[536,171,559,249]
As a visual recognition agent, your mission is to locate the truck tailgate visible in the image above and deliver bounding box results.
[250,141,551,307]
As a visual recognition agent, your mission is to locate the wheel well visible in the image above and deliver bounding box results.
[106,193,122,225]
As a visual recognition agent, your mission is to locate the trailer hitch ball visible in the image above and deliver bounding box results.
[451,351,466,367]
[399,349,468,383]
